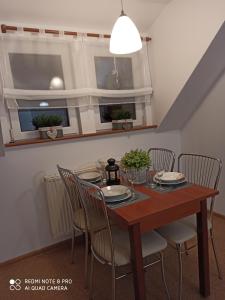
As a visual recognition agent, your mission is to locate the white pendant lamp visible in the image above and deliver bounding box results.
[110,0,142,54]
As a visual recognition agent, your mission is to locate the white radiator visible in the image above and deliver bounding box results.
[44,174,73,238]
[44,165,97,238]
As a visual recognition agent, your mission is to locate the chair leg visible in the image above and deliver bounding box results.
[160,252,170,300]
[84,230,89,289]
[176,244,183,300]
[89,252,94,300]
[71,227,75,264]
[111,265,116,300]
[210,228,223,279]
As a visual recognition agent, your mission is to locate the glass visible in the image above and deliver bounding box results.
[94,56,136,124]
[146,169,157,189]
[9,53,69,131]
[18,107,69,132]
[96,161,107,187]
[156,170,165,191]
[99,102,136,123]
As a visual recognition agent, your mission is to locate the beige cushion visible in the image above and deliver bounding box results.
[157,215,212,245]
[73,208,106,232]
[157,221,196,245]
[92,226,167,266]
[180,214,212,230]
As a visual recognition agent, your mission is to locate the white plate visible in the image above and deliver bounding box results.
[78,171,101,182]
[154,177,186,185]
[154,172,185,182]
[101,185,129,198]
[104,189,132,203]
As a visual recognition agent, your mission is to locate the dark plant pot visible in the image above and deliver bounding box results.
[112,119,133,130]
[38,126,63,140]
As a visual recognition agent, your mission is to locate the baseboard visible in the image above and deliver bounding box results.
[213,211,225,221]
[0,234,84,267]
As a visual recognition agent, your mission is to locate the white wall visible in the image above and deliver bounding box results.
[181,70,225,215]
[148,0,225,125]
[0,129,181,262]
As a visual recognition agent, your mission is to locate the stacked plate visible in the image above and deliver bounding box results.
[154,172,186,185]
[101,185,132,204]
[78,171,101,183]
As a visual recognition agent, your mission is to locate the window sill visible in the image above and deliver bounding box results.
[5,125,157,148]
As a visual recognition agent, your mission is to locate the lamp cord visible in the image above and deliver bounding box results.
[120,0,125,14]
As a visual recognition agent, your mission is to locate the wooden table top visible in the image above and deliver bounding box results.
[108,184,218,231]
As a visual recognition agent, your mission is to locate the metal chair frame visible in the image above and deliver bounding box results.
[174,153,222,300]
[148,147,175,172]
[77,178,170,300]
[57,165,89,287]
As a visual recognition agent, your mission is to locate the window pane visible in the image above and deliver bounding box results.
[95,56,136,123]
[9,53,70,132]
[94,57,133,90]
[18,108,69,132]
[99,103,136,123]
[9,53,64,90]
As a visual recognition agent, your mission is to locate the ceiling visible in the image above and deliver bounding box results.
[0,0,171,34]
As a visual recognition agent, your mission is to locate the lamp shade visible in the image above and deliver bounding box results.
[110,14,142,54]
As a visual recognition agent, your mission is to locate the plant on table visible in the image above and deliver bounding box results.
[121,149,151,184]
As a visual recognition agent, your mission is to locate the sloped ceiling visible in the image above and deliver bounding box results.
[0,0,171,33]
[158,21,225,131]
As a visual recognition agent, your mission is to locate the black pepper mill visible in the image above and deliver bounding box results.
[105,158,120,186]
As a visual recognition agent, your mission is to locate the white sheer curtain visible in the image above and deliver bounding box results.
[0,30,153,138]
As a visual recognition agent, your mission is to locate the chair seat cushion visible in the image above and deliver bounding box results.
[73,208,106,232]
[92,226,167,266]
[180,214,212,230]
[156,221,197,244]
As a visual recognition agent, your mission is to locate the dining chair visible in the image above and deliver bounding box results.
[156,153,222,300]
[57,165,107,288]
[57,165,89,287]
[148,148,175,172]
[77,178,170,300]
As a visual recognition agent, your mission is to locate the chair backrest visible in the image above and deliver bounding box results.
[178,153,222,218]
[57,165,82,212]
[77,178,114,265]
[148,148,175,172]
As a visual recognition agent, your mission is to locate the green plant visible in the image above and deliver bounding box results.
[121,149,151,170]
[113,110,132,120]
[32,114,63,129]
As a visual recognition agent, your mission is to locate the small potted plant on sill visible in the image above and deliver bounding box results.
[32,114,63,140]
[121,149,151,184]
[112,110,133,130]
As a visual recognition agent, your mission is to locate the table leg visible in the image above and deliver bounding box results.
[196,199,210,297]
[129,223,146,300]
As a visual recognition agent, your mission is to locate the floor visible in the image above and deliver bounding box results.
[0,216,225,300]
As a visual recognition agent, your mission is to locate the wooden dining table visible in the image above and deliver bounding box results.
[108,183,219,300]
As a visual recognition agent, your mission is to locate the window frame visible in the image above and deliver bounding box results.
[86,43,144,131]
[3,40,79,140]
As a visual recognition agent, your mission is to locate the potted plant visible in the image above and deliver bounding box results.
[112,110,133,130]
[32,114,63,140]
[121,149,151,184]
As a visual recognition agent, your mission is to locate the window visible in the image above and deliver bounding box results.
[94,56,143,130]
[1,35,152,141]
[4,40,79,140]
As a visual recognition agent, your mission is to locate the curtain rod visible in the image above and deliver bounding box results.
[1,24,151,41]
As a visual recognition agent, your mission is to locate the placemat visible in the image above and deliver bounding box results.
[144,182,192,194]
[107,190,150,209]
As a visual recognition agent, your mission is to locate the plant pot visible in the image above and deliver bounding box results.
[127,167,147,184]
[112,119,133,130]
[38,126,63,140]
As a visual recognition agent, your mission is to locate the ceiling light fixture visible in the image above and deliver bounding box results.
[110,0,142,55]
